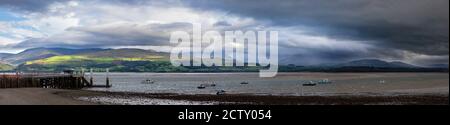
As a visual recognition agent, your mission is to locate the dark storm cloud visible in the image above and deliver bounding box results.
[186,0,449,56]
[12,22,193,48]
[1,0,448,65]
[0,0,179,12]
[279,47,365,65]
[2,0,448,55]
[0,0,66,12]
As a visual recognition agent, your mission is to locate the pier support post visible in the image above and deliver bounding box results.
[15,72,19,88]
[106,68,110,87]
[90,68,93,87]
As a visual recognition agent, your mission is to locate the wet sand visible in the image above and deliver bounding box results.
[57,89,448,105]
[0,88,95,105]
[0,88,447,105]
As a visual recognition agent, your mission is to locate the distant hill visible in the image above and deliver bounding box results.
[25,48,170,65]
[336,59,419,68]
[389,61,419,68]
[0,53,14,59]
[1,48,105,65]
[19,48,172,72]
[17,48,266,72]
[80,48,169,59]
[427,64,449,69]
[7,48,447,73]
[276,59,446,72]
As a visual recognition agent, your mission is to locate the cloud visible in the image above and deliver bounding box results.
[6,1,260,49]
[0,0,448,65]
[0,21,45,43]
[13,22,193,48]
[0,0,80,49]
[187,0,449,56]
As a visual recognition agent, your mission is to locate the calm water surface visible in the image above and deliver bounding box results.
[85,72,449,96]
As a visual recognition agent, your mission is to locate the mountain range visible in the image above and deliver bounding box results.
[11,48,171,72]
[0,53,14,59]
[1,48,106,66]
[0,47,447,72]
[336,59,419,68]
[426,64,449,68]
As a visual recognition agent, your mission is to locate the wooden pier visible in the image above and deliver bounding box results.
[0,73,109,89]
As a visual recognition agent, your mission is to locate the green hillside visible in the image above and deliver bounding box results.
[17,48,267,72]
[0,63,14,71]
[25,49,169,64]
[80,48,169,59]
[25,55,167,65]
[19,49,173,72]
[1,48,105,65]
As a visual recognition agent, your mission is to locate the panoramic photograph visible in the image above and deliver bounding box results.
[0,0,448,108]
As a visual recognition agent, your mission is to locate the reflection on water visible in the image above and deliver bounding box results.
[85,72,449,96]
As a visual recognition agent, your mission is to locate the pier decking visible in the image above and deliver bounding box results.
[0,73,107,89]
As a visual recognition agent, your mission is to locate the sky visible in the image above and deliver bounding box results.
[0,0,448,66]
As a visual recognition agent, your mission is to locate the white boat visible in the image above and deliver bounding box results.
[197,84,206,89]
[302,81,317,86]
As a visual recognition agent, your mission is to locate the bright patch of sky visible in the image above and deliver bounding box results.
[0,8,25,21]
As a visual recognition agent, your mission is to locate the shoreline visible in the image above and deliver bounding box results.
[1,88,448,105]
[59,89,449,105]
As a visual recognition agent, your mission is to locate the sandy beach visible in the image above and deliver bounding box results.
[1,88,448,105]
[0,88,95,105]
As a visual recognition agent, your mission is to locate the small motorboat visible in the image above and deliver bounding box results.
[302,81,317,86]
[141,79,155,84]
[240,81,249,84]
[197,84,206,89]
[216,90,226,95]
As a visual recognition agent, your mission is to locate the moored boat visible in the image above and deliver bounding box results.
[240,81,249,84]
[197,84,206,89]
[302,81,317,86]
